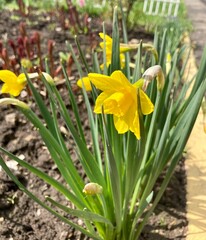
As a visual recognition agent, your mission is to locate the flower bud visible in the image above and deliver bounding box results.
[21,58,32,69]
[83,183,103,195]
[41,72,55,86]
[142,65,165,91]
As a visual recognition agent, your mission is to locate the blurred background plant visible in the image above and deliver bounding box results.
[0,22,67,78]
[127,0,192,33]
[1,0,192,31]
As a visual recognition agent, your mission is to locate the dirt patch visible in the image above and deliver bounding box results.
[0,8,187,240]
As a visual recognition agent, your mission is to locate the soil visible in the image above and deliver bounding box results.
[0,8,187,240]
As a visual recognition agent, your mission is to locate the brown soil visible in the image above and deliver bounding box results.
[0,8,187,240]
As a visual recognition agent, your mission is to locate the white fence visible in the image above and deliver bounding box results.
[143,0,180,17]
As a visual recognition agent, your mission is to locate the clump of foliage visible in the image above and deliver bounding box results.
[0,1,206,240]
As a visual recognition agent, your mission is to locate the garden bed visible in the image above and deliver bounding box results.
[0,8,187,240]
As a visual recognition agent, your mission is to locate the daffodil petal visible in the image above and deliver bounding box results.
[100,42,112,50]
[1,83,10,94]
[94,92,111,113]
[99,33,112,50]
[99,33,112,43]
[113,115,129,134]
[114,104,141,139]
[0,70,17,84]
[110,71,131,88]
[77,77,92,91]
[89,72,125,92]
[17,73,27,84]
[139,90,154,115]
[130,111,140,139]
[1,82,26,96]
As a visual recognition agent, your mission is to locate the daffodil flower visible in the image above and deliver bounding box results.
[0,70,54,97]
[99,33,128,69]
[0,70,38,97]
[88,70,154,139]
[99,33,158,69]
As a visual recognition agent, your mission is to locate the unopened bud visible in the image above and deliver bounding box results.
[83,183,103,195]
[142,65,165,91]
[21,58,32,69]
[41,72,55,86]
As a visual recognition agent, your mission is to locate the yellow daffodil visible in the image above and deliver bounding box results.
[98,33,158,69]
[99,33,128,69]
[0,70,53,97]
[0,70,38,97]
[88,70,154,139]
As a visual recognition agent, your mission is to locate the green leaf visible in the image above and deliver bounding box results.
[0,147,84,209]
[0,155,102,240]
[46,196,113,227]
[111,6,120,72]
[25,72,57,139]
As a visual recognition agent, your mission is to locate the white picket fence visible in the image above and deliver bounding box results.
[143,0,180,17]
